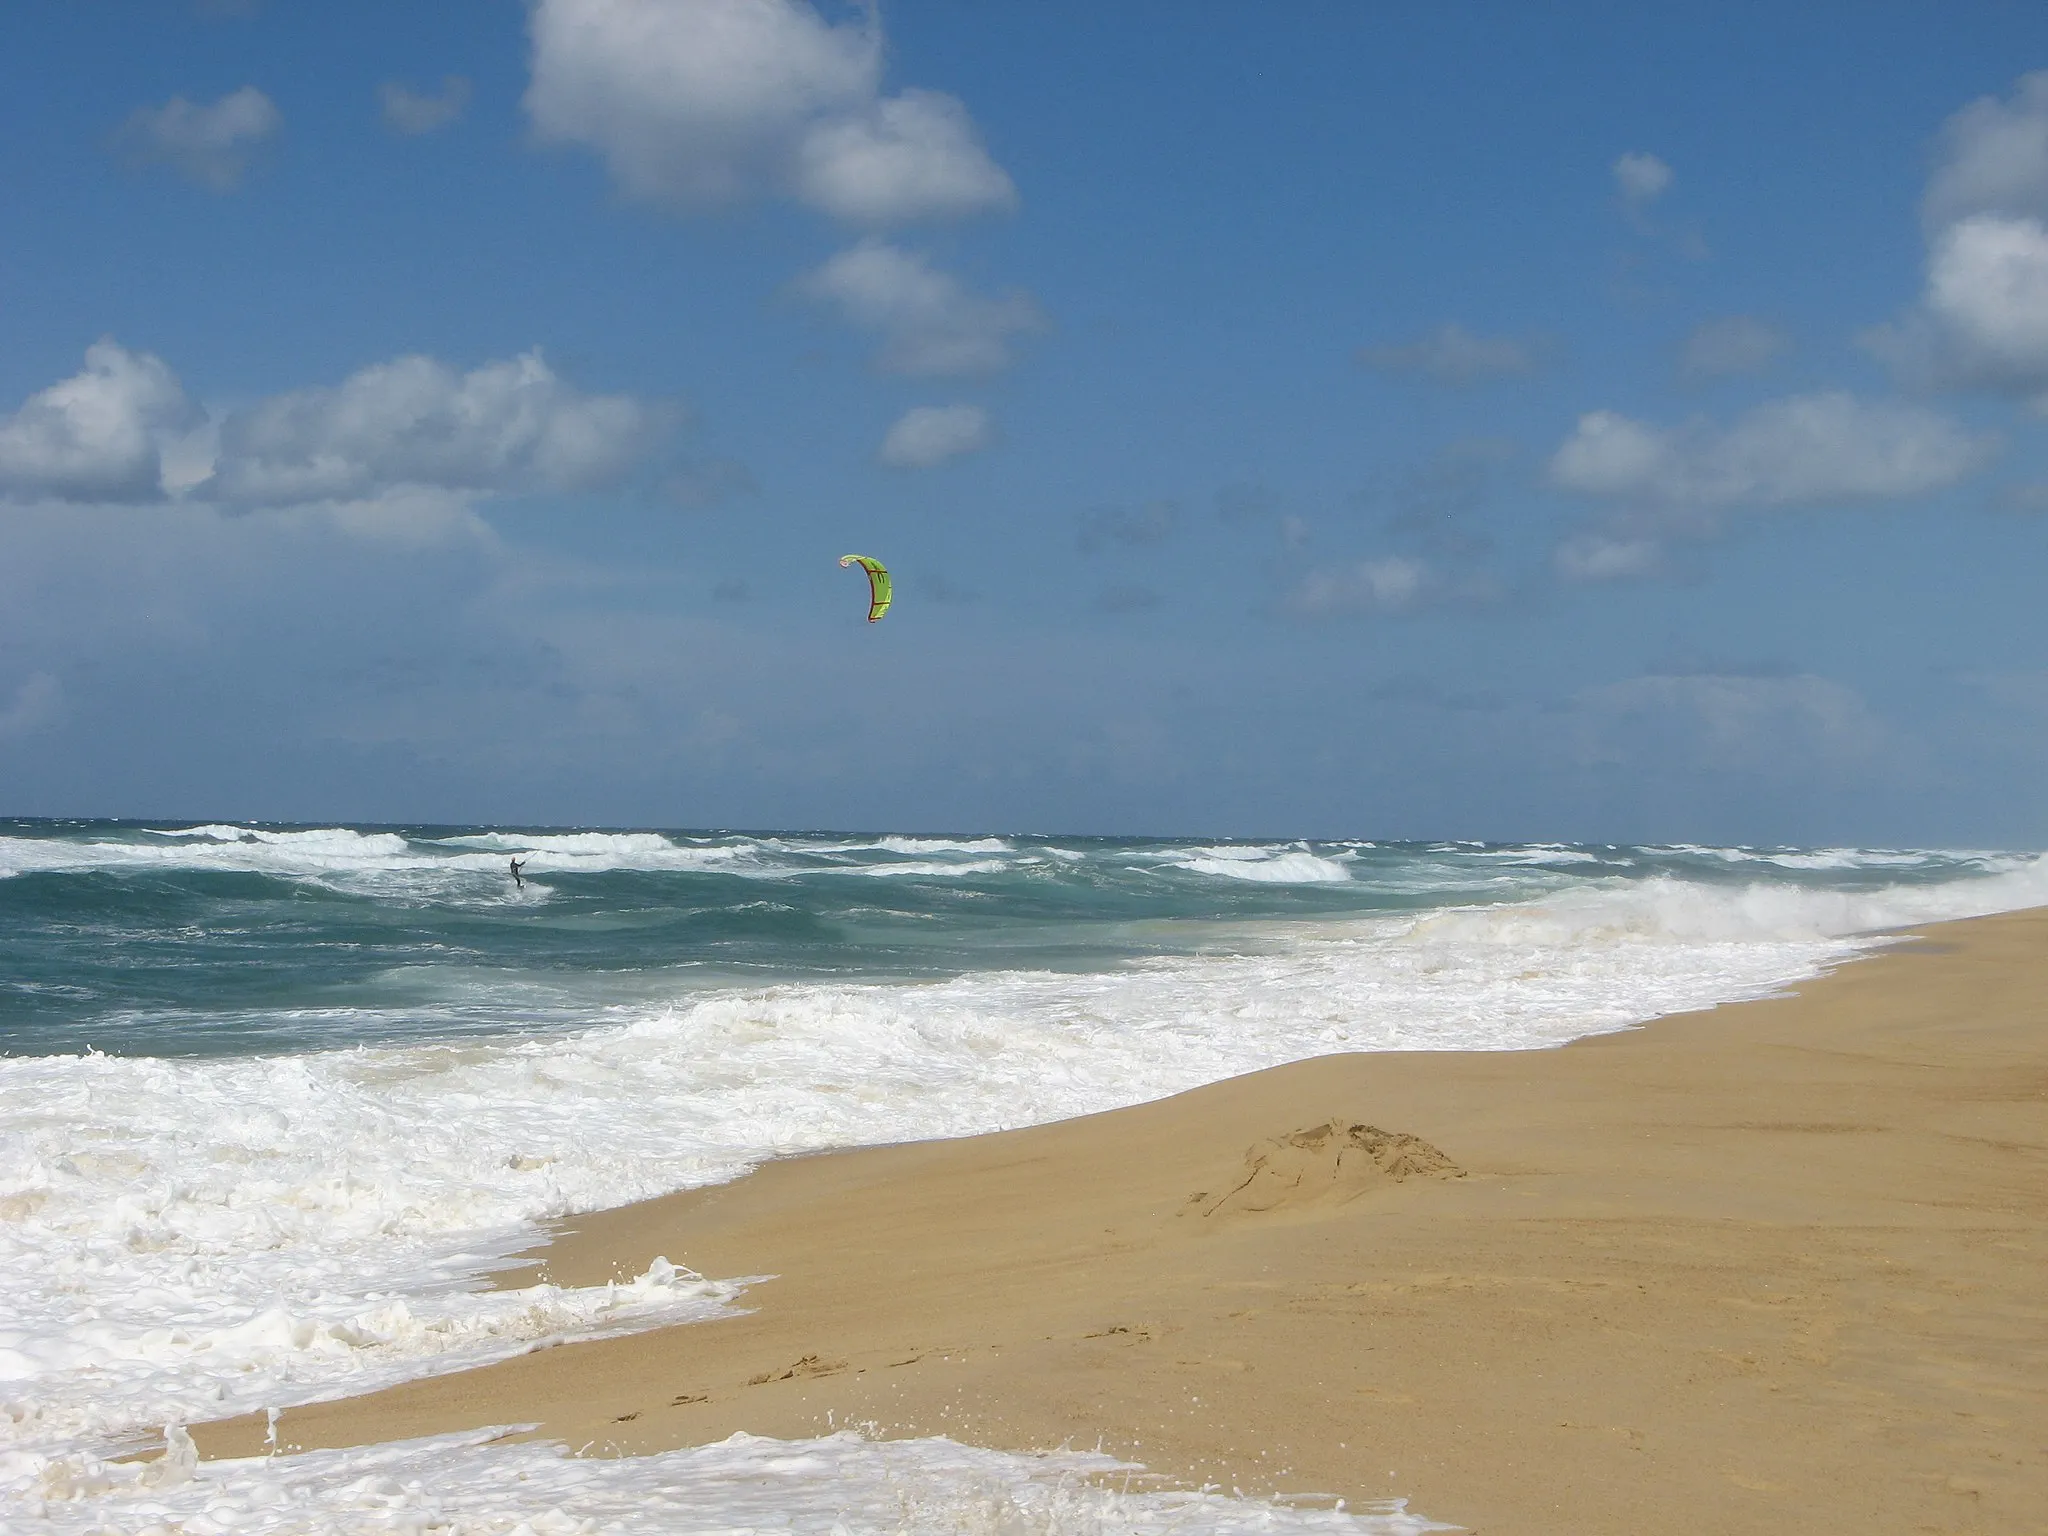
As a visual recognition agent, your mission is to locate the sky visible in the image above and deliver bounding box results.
[3,1,2048,844]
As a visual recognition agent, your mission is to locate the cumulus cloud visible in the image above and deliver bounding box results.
[0,341,199,503]
[207,350,671,505]
[1871,74,2048,407]
[1679,316,1786,380]
[1613,151,1672,204]
[1923,70,2048,230]
[381,77,471,136]
[116,86,280,191]
[1549,393,1991,509]
[0,344,674,515]
[1921,213,2048,399]
[877,403,991,468]
[1356,322,1538,385]
[795,88,1017,222]
[799,241,1041,375]
[524,0,1013,222]
[1284,556,1429,616]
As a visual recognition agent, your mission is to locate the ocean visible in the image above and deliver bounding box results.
[5,819,2045,1533]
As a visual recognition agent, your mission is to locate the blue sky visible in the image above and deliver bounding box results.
[3,1,2047,843]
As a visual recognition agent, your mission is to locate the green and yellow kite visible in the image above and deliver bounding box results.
[839,554,892,623]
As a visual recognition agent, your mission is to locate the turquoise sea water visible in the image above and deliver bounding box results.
[0,819,2028,1057]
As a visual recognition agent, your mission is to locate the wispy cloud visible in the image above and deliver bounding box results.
[380,77,471,136]
[1077,501,1174,553]
[1678,316,1787,380]
[1356,323,1540,386]
[209,351,674,505]
[1550,393,1990,510]
[1612,150,1673,204]
[1569,671,1884,773]
[878,404,992,468]
[115,87,280,191]
[1283,556,1429,617]
[798,241,1041,375]
[1548,393,1992,582]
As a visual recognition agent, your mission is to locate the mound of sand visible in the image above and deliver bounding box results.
[1186,1121,1463,1219]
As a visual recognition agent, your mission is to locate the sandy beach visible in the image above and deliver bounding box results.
[194,907,2048,1533]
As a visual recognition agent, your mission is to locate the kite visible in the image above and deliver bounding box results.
[839,554,892,623]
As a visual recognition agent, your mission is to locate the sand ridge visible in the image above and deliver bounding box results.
[193,909,2048,1534]
[1188,1121,1464,1220]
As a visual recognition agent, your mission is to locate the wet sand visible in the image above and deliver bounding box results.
[197,908,2048,1533]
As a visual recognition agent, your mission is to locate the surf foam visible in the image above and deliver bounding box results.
[8,1427,1455,1536]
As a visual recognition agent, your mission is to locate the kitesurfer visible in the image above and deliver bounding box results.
[510,858,526,891]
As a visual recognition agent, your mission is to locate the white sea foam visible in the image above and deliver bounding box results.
[0,827,416,879]
[0,827,761,894]
[0,827,1037,890]
[6,1427,1454,1535]
[839,857,1017,878]
[1171,845,1354,883]
[1459,846,1606,866]
[876,835,1014,854]
[432,830,689,857]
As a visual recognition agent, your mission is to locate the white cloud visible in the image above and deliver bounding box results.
[1356,323,1538,385]
[1922,213,2048,401]
[0,345,673,515]
[877,404,992,468]
[1923,70,2048,229]
[1549,393,1991,508]
[798,241,1041,375]
[0,341,198,503]
[1613,151,1672,203]
[381,77,472,136]
[1871,75,2048,406]
[1284,556,1428,616]
[526,0,875,205]
[116,86,280,191]
[795,87,1016,223]
[208,350,669,505]
[1678,316,1786,380]
[525,0,1013,221]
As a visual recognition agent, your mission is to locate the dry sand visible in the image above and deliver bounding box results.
[196,908,2048,1533]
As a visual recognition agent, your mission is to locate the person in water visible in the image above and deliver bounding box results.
[510,858,525,891]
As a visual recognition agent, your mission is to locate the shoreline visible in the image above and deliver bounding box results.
[195,908,2048,1533]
